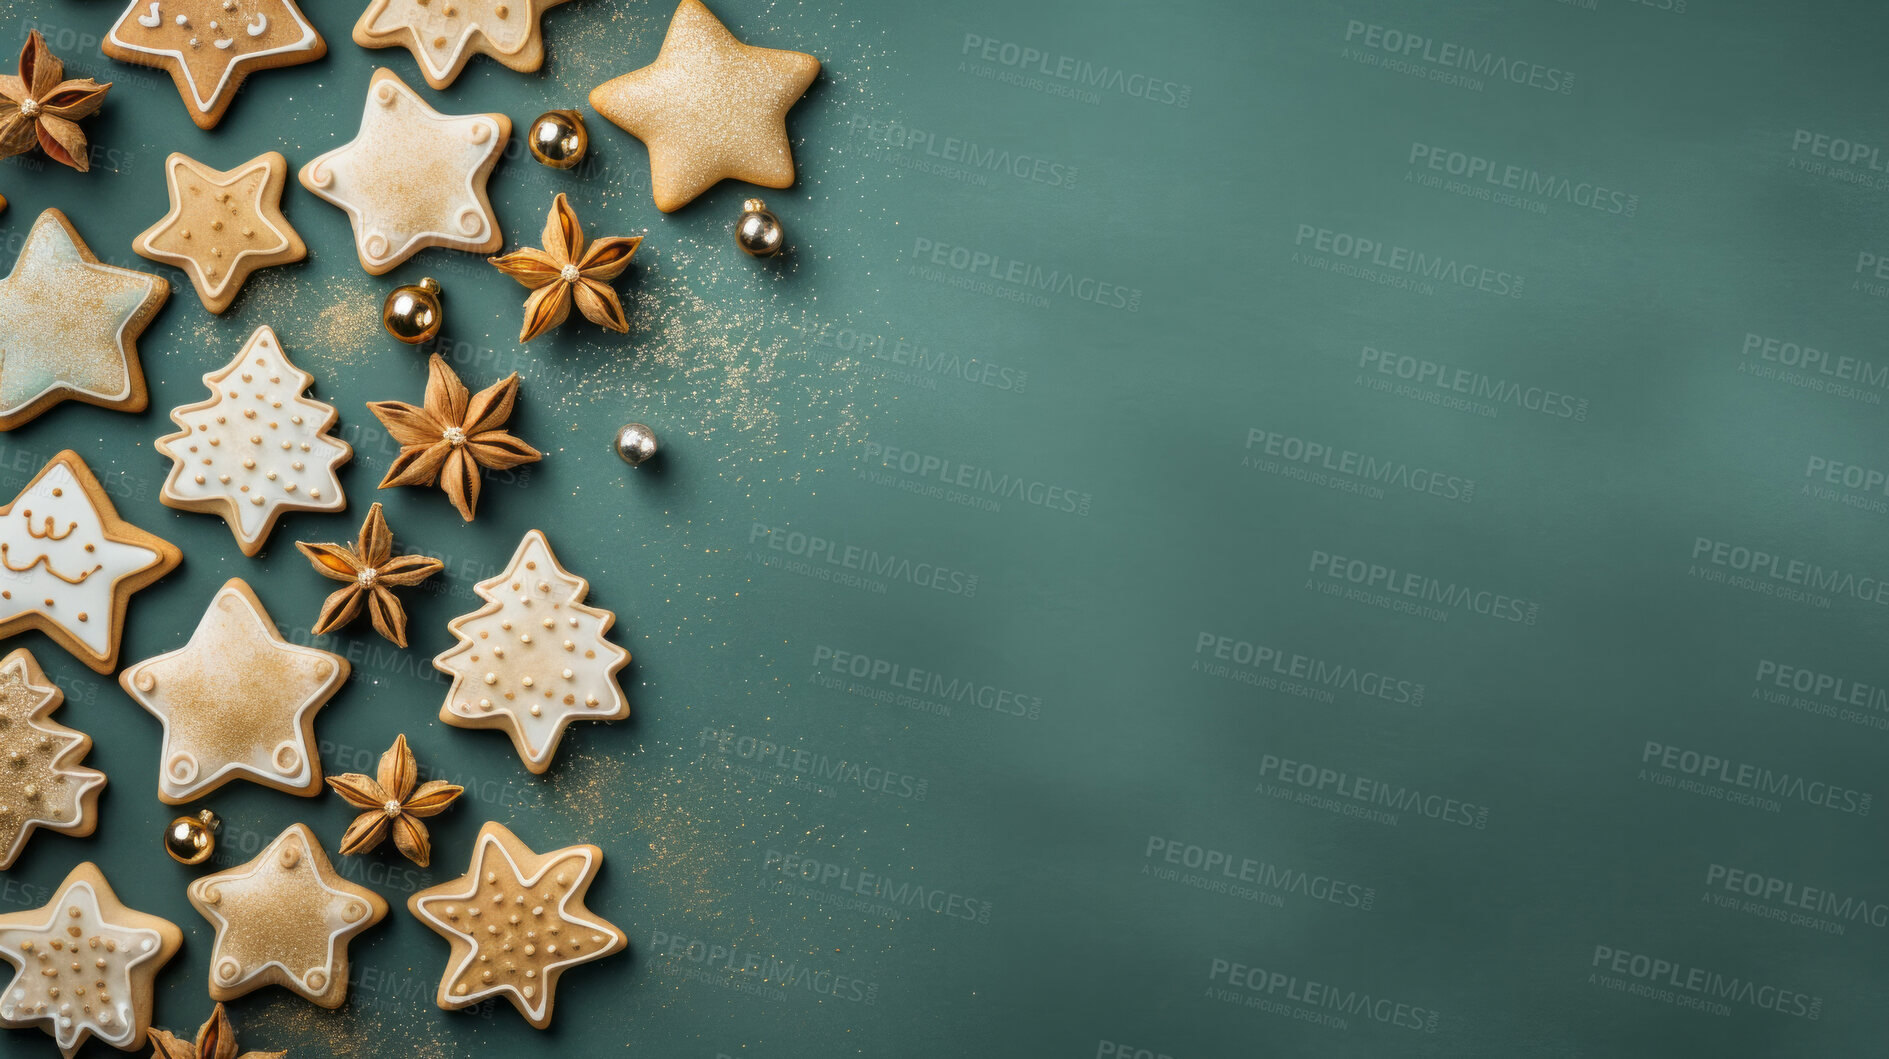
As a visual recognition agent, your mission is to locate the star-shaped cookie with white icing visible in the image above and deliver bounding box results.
[156,324,351,556]
[0,451,182,674]
[354,0,574,89]
[0,862,182,1057]
[300,68,510,275]
[121,578,348,804]
[0,210,168,431]
[135,152,306,315]
[434,530,630,774]
[589,0,820,212]
[0,649,104,870]
[187,823,387,1009]
[103,0,325,129]
[409,821,625,1028]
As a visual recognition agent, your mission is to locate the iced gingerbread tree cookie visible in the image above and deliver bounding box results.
[0,862,182,1056]
[0,648,105,869]
[155,324,350,556]
[434,530,629,773]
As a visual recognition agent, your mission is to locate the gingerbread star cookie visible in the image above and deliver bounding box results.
[187,823,387,1009]
[0,649,104,870]
[0,210,168,431]
[0,862,182,1057]
[155,324,350,556]
[121,579,348,804]
[434,530,630,774]
[589,0,820,212]
[0,451,182,674]
[300,68,510,275]
[354,0,574,89]
[409,821,626,1028]
[103,0,325,129]
[135,152,306,315]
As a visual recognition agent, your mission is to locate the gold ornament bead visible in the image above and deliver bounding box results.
[383,277,443,344]
[528,110,588,170]
[164,809,220,866]
[735,198,784,257]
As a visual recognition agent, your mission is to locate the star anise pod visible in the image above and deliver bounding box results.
[149,1003,284,1059]
[366,353,543,522]
[295,502,443,647]
[0,30,110,171]
[326,734,463,868]
[489,192,642,342]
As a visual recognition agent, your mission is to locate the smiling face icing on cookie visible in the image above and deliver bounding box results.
[0,463,161,660]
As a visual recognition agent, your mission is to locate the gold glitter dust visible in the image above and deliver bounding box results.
[188,270,384,370]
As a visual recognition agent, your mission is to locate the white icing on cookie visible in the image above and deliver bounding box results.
[121,580,348,804]
[155,325,350,555]
[298,69,509,275]
[434,530,630,773]
[0,880,164,1053]
[0,462,163,660]
[105,0,319,116]
[0,212,163,422]
[187,823,386,1008]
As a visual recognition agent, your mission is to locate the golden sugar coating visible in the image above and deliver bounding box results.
[0,649,104,869]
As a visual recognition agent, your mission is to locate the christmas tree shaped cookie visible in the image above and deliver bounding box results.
[434,530,629,773]
[155,325,350,557]
[0,649,105,870]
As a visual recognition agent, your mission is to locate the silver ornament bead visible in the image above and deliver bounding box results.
[735,198,785,258]
[613,422,659,467]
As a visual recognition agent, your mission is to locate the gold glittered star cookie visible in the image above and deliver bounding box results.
[434,530,630,774]
[0,209,168,431]
[0,649,105,870]
[354,0,575,89]
[103,0,325,130]
[155,324,351,556]
[135,152,306,315]
[0,862,183,1057]
[187,823,388,1009]
[121,578,349,804]
[589,0,820,212]
[409,821,625,1028]
[0,451,182,675]
[300,68,510,276]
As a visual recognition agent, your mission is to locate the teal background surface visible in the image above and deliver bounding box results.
[0,0,1883,1055]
